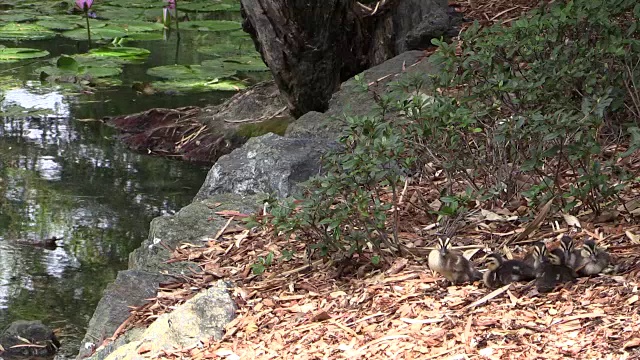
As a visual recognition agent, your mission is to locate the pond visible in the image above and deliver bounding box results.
[0,0,264,357]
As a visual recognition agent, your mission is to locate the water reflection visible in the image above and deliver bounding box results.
[0,82,208,355]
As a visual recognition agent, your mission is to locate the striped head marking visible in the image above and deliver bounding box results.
[484,253,503,271]
[436,237,452,255]
[533,241,548,260]
[547,252,562,265]
[560,235,575,253]
[581,239,598,261]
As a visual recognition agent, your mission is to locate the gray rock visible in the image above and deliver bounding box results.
[76,270,169,360]
[77,194,260,360]
[129,194,261,273]
[97,282,235,360]
[286,51,440,139]
[393,0,462,52]
[195,133,333,200]
[0,320,60,357]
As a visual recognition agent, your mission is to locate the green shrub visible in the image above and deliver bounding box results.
[421,0,640,213]
[263,114,409,259]
[258,0,640,262]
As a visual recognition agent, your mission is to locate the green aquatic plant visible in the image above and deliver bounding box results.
[181,20,242,32]
[88,46,150,62]
[37,55,122,84]
[76,0,94,47]
[163,0,180,35]
[0,47,49,62]
[0,23,56,41]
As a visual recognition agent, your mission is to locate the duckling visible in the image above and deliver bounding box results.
[523,241,547,271]
[428,237,482,285]
[551,235,577,268]
[574,239,611,276]
[482,253,536,289]
[535,250,576,293]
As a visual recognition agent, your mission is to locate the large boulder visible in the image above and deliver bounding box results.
[195,133,334,200]
[76,270,169,360]
[0,320,60,358]
[129,194,261,273]
[78,194,260,360]
[393,0,462,52]
[286,51,439,139]
[102,281,235,360]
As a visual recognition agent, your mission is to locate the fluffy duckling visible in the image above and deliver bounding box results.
[428,237,482,285]
[483,253,536,289]
[523,241,547,271]
[551,235,577,269]
[535,250,576,293]
[574,239,611,276]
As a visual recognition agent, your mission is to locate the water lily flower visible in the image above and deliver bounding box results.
[163,0,179,31]
[76,0,94,47]
[76,0,93,11]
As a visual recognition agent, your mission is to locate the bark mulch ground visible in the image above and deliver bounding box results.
[98,1,640,359]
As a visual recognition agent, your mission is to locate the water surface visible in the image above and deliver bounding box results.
[0,2,256,356]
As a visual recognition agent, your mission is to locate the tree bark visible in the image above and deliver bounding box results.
[241,0,457,117]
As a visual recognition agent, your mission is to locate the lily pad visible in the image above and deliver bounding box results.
[38,55,123,80]
[181,20,242,32]
[94,6,145,21]
[88,47,151,62]
[105,0,166,8]
[61,27,128,41]
[204,56,269,72]
[122,32,164,41]
[35,19,80,31]
[223,57,268,72]
[0,23,56,41]
[0,12,38,23]
[197,43,257,57]
[141,8,164,21]
[108,20,164,33]
[151,79,246,93]
[147,64,237,80]
[179,2,241,12]
[0,47,50,62]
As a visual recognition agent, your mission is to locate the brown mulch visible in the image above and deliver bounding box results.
[452,0,542,28]
[115,210,640,360]
[89,1,640,359]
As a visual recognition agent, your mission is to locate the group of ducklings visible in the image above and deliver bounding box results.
[428,235,611,293]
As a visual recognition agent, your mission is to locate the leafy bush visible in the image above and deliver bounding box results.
[421,0,640,213]
[258,0,640,262]
[264,113,409,259]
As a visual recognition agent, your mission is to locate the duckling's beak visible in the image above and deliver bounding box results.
[439,248,447,257]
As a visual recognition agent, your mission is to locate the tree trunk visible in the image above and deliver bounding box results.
[241,0,458,117]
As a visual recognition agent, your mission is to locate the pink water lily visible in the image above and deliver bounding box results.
[76,0,93,10]
[165,0,175,9]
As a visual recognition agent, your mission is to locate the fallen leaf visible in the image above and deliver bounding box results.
[626,230,640,244]
[137,343,152,354]
[623,338,640,349]
[562,213,581,228]
[311,310,332,322]
[386,258,408,275]
[245,321,258,334]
